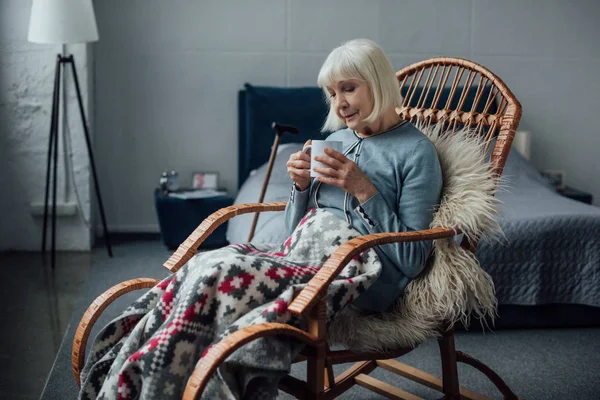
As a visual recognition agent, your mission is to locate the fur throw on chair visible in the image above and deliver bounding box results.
[328,123,503,352]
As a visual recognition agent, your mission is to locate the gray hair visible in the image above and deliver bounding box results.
[317,39,403,132]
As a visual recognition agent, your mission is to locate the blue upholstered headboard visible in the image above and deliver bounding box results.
[237,83,497,188]
[237,84,328,187]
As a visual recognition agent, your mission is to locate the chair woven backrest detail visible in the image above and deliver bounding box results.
[396,57,522,181]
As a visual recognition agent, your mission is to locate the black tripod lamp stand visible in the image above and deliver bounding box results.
[28,0,112,269]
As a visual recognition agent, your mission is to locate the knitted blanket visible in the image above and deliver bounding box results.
[79,208,381,400]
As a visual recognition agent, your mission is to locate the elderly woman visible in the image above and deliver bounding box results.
[79,39,442,400]
[286,38,443,313]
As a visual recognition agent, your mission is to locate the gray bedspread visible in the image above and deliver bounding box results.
[227,143,600,307]
[478,150,600,307]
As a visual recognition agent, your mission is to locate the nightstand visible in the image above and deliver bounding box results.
[557,186,593,205]
[154,189,234,249]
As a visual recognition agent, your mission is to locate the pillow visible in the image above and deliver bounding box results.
[511,130,531,160]
[401,85,499,114]
[277,142,303,156]
[487,137,551,190]
[227,143,304,245]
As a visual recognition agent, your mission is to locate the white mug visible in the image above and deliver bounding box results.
[303,140,343,178]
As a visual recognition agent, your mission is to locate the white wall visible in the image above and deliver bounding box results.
[0,0,93,251]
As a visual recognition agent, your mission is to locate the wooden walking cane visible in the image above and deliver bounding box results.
[247,122,299,242]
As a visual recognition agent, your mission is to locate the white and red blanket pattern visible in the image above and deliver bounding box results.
[79,208,381,399]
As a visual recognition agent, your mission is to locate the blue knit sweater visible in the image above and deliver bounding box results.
[284,121,443,312]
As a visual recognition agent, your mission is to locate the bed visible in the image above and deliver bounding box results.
[227,83,600,328]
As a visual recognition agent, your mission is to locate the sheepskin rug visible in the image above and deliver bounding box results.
[328,123,503,351]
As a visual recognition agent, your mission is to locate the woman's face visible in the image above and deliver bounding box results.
[326,79,374,133]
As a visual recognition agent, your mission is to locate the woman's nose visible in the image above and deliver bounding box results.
[337,95,349,107]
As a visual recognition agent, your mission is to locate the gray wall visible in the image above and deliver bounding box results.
[2,0,599,248]
[95,0,600,233]
[0,0,93,251]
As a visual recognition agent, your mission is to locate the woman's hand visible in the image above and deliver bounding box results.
[313,148,377,203]
[286,140,312,191]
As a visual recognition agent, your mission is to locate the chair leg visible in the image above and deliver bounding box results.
[456,351,520,400]
[438,328,461,400]
[306,341,327,399]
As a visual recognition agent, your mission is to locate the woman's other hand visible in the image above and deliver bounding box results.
[313,147,377,203]
[286,140,312,190]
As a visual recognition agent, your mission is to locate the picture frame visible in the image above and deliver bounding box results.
[192,172,219,190]
[540,169,566,191]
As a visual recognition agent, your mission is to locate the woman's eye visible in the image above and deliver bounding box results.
[343,86,355,93]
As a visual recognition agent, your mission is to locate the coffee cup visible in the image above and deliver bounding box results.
[303,140,343,178]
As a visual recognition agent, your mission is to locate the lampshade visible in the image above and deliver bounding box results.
[28,0,99,44]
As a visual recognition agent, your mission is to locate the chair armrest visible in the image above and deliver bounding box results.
[182,322,317,400]
[287,227,458,319]
[72,278,160,387]
[163,201,287,273]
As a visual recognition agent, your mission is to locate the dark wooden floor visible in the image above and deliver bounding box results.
[0,251,91,399]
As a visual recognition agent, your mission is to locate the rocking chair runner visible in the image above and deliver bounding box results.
[72,57,522,399]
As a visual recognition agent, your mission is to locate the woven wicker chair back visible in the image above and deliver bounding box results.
[396,57,522,179]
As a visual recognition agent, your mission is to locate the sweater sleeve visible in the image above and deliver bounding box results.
[284,184,311,235]
[351,139,443,278]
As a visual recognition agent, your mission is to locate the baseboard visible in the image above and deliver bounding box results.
[99,224,161,233]
[95,232,162,246]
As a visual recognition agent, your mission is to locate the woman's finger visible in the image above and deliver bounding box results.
[288,168,309,179]
[298,152,311,162]
[323,148,347,162]
[314,155,343,169]
[313,166,337,177]
[287,159,310,169]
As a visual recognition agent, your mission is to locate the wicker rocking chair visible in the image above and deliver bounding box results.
[72,57,522,399]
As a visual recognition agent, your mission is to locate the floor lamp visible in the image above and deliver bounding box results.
[28,0,112,269]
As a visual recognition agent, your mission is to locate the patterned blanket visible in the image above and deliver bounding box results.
[79,208,381,399]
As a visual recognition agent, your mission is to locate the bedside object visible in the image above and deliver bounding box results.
[512,130,532,160]
[541,169,566,190]
[557,186,593,205]
[192,172,219,189]
[154,189,233,249]
[165,170,181,192]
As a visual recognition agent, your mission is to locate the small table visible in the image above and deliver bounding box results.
[557,186,593,205]
[154,189,234,249]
